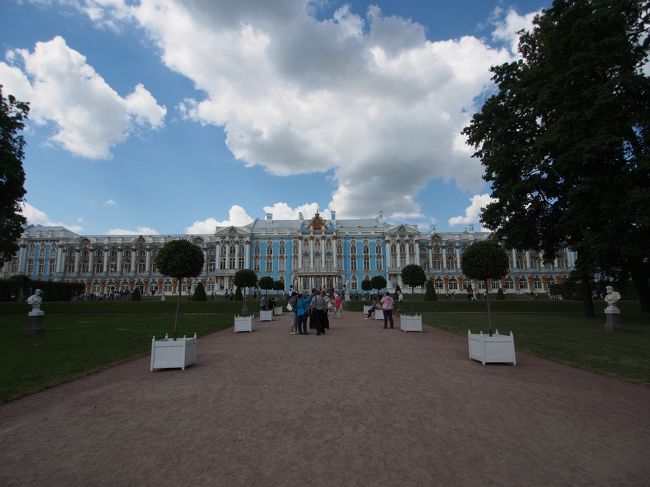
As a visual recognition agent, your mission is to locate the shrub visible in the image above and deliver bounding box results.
[192,282,207,301]
[425,280,437,301]
[370,275,387,293]
[259,276,275,294]
[234,287,243,300]
[496,288,506,300]
[131,288,141,301]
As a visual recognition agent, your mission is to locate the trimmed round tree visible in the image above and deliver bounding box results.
[234,269,258,313]
[370,275,387,294]
[273,279,285,294]
[155,239,204,340]
[461,240,509,333]
[258,275,275,295]
[401,264,427,314]
[361,279,373,299]
[425,279,437,301]
[131,287,141,301]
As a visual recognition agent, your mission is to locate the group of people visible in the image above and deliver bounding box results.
[287,289,343,336]
[364,292,396,329]
[258,295,277,311]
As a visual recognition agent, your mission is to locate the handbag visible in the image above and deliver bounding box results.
[287,303,293,311]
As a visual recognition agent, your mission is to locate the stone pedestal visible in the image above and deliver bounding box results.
[26,315,45,335]
[604,307,623,332]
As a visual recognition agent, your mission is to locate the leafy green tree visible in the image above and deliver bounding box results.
[461,240,509,334]
[234,269,257,313]
[462,0,650,314]
[192,281,207,301]
[131,287,141,301]
[370,275,387,294]
[258,276,275,295]
[401,264,426,314]
[155,239,204,339]
[273,280,285,293]
[234,287,243,301]
[361,279,373,299]
[0,86,29,263]
[425,279,437,301]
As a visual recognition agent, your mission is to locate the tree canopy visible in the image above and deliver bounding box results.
[370,275,387,292]
[461,240,509,282]
[258,276,275,294]
[462,0,650,313]
[0,86,29,263]
[234,269,257,313]
[401,264,427,314]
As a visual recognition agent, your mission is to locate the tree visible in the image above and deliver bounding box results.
[273,280,285,293]
[496,288,506,300]
[401,264,426,314]
[258,276,275,295]
[233,269,257,313]
[425,280,437,301]
[461,240,509,334]
[370,275,387,294]
[192,281,207,301]
[155,239,204,339]
[234,286,243,301]
[361,279,373,299]
[131,287,141,301]
[462,0,650,314]
[0,86,30,263]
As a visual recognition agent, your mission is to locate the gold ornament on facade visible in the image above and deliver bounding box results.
[309,212,326,231]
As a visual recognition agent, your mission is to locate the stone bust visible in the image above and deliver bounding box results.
[27,289,44,316]
[604,286,621,310]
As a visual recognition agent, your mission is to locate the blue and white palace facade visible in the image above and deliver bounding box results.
[0,211,576,296]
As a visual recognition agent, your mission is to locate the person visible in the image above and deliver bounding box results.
[259,295,267,311]
[310,289,328,335]
[322,290,331,331]
[296,292,311,335]
[27,289,44,316]
[365,295,378,319]
[467,286,474,302]
[288,291,299,334]
[333,292,343,319]
[380,291,394,329]
[604,286,621,309]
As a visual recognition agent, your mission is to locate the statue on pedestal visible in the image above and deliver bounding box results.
[27,289,44,316]
[603,285,622,332]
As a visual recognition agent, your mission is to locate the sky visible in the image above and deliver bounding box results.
[1,0,550,236]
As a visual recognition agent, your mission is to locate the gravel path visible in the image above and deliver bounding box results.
[1,310,648,487]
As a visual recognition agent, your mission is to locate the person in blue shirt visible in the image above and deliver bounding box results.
[295,292,311,335]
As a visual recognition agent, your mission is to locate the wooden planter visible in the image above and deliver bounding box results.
[150,333,197,371]
[234,315,254,333]
[400,314,422,332]
[468,330,516,365]
[260,310,273,322]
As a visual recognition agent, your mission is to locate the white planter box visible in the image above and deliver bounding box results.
[363,305,373,315]
[273,306,283,316]
[150,333,197,371]
[260,309,273,322]
[234,315,254,333]
[400,314,422,332]
[374,309,384,320]
[468,330,516,365]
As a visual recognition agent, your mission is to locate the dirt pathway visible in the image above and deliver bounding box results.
[1,310,648,486]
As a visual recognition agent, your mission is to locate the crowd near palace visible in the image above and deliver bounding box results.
[0,211,576,297]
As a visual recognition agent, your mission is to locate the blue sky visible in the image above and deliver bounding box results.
[1,0,549,236]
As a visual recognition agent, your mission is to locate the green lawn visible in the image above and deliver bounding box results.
[1,299,648,403]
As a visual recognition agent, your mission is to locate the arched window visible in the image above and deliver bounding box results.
[350,240,356,254]
[434,278,444,290]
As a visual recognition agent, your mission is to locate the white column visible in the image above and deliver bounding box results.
[525,250,531,269]
[116,250,122,272]
[309,239,314,269]
[321,241,325,269]
[88,249,94,274]
[442,247,447,269]
[146,249,152,272]
[55,246,64,273]
[415,241,420,266]
[428,246,432,269]
[130,251,136,274]
[74,249,80,273]
[103,249,109,273]
[17,245,26,273]
[234,243,239,270]
[386,240,391,269]
[202,249,208,272]
[396,241,401,269]
[298,239,303,268]
[245,241,250,269]
[456,249,461,269]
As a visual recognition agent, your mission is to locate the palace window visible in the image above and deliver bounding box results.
[376,257,383,271]
[434,278,444,290]
[163,280,172,293]
[138,261,146,273]
[505,278,514,289]
[446,256,456,270]
[67,263,75,273]
[337,256,343,270]
[363,244,369,255]
[491,280,501,290]
[279,240,285,255]
[267,240,273,255]
[390,244,396,254]
[254,241,260,256]
[122,262,131,273]
[38,262,44,275]
[208,260,216,272]
[49,260,56,274]
[229,257,236,269]
[399,243,405,253]
[376,240,382,254]
[350,256,357,271]
[533,277,542,289]
[279,257,286,272]
[363,256,370,271]
[92,282,101,294]
[220,258,226,270]
[516,253,525,269]
[351,276,358,290]
[350,240,356,254]
[518,277,528,289]
[81,261,89,273]
[238,256,245,269]
[266,259,273,272]
[95,262,103,273]
[448,278,458,290]
[254,258,260,272]
[432,258,442,270]
[207,281,215,292]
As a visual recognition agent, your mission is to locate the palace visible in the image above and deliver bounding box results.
[0,211,575,297]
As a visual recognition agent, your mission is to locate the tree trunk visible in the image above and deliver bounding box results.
[411,287,414,314]
[630,266,650,313]
[242,287,248,314]
[173,278,181,340]
[485,280,493,334]
[581,274,595,318]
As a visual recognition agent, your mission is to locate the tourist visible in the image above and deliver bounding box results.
[259,295,267,311]
[296,292,311,335]
[365,295,379,319]
[380,291,394,329]
[288,291,298,334]
[310,289,328,335]
[333,292,343,319]
[322,290,331,331]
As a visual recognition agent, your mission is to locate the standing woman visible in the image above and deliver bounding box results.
[380,291,394,329]
[288,291,298,334]
[296,293,310,335]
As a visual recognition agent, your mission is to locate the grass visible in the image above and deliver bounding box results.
[0,298,648,403]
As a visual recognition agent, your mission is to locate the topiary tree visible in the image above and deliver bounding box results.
[361,279,373,300]
[401,264,427,314]
[259,275,275,295]
[395,284,401,294]
[155,239,204,339]
[234,287,243,301]
[496,288,505,300]
[273,279,285,294]
[370,275,387,294]
[192,281,207,301]
[461,240,509,334]
[131,287,141,301]
[234,269,257,313]
[425,279,437,301]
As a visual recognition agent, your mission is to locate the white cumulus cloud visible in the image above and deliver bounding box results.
[262,202,330,220]
[107,226,159,235]
[491,7,541,55]
[186,205,255,233]
[20,202,83,232]
[448,194,497,227]
[0,36,166,159]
